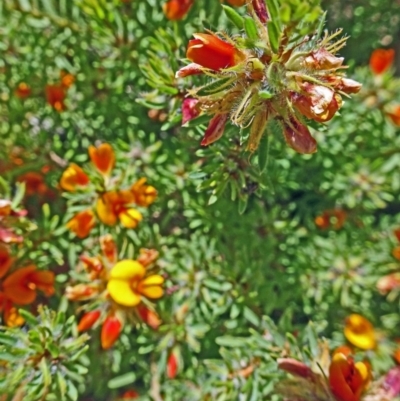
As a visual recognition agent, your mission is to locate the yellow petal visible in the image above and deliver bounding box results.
[107,279,141,307]
[140,285,164,299]
[110,260,145,280]
[96,196,117,226]
[139,275,165,299]
[141,275,164,286]
[119,208,142,228]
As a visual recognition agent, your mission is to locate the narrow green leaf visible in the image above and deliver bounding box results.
[238,195,248,215]
[19,309,38,326]
[108,372,137,389]
[267,22,280,53]
[266,0,280,24]
[222,5,244,30]
[196,76,235,97]
[244,16,259,41]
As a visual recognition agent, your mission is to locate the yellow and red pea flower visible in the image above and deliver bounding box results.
[67,239,164,349]
[60,143,157,236]
[329,352,370,401]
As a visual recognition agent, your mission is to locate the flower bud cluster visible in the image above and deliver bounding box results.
[176,3,361,154]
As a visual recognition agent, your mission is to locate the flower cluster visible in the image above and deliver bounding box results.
[60,143,157,238]
[276,314,400,401]
[176,1,361,153]
[0,198,55,327]
[16,70,75,112]
[66,235,163,349]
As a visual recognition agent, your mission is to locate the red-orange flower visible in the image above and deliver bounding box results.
[2,265,54,305]
[66,209,96,238]
[369,49,395,75]
[45,84,66,112]
[60,163,90,192]
[88,143,115,176]
[17,172,48,196]
[15,82,31,99]
[186,33,244,71]
[96,190,142,228]
[101,315,122,350]
[163,0,193,20]
[329,353,370,401]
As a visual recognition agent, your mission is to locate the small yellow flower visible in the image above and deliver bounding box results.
[107,260,164,307]
[344,314,377,350]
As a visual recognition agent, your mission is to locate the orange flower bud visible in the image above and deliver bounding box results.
[101,315,122,350]
[100,234,117,264]
[88,143,115,176]
[65,284,98,300]
[201,114,228,146]
[187,33,244,71]
[394,229,400,242]
[15,82,31,99]
[225,0,247,6]
[175,63,204,78]
[163,0,193,20]
[283,118,317,154]
[77,310,101,332]
[60,163,89,192]
[60,71,75,88]
[45,84,66,112]
[386,105,400,126]
[66,210,96,238]
[167,351,178,379]
[137,304,161,330]
[377,273,400,294]
[344,314,376,350]
[277,358,313,378]
[137,248,159,267]
[369,49,395,75]
[329,353,370,401]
